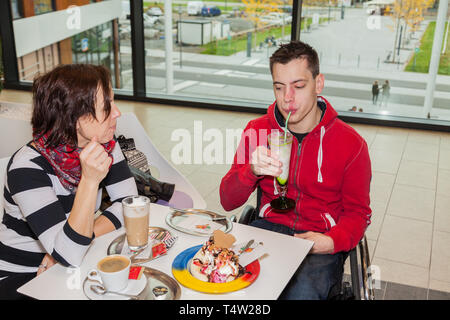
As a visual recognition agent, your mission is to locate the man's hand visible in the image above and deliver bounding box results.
[250,146,282,177]
[295,232,335,254]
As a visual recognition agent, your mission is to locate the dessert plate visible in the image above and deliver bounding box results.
[171,245,260,294]
[166,209,233,236]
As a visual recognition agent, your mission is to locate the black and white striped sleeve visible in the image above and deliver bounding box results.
[101,143,138,229]
[7,164,92,267]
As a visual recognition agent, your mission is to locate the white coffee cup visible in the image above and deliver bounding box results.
[89,255,131,292]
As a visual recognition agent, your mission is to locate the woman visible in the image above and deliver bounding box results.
[0,64,138,299]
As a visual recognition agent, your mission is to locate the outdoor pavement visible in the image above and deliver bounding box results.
[118,7,450,121]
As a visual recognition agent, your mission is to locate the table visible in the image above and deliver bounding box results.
[18,204,313,300]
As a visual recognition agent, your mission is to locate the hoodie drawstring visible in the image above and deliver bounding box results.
[317,126,325,183]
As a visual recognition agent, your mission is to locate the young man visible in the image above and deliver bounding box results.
[220,41,372,300]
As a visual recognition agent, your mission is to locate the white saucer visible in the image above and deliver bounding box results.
[83,276,147,300]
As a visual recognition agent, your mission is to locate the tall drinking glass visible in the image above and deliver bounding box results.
[268,131,295,212]
[122,195,150,251]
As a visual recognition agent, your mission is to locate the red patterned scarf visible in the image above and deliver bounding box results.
[33,133,116,193]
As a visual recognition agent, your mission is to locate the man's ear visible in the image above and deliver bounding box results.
[315,73,325,95]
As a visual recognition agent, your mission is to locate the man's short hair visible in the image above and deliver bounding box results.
[269,41,320,78]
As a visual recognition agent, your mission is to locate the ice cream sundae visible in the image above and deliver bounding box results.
[190,230,243,283]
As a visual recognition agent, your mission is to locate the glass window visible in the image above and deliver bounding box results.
[34,0,53,15]
[299,0,450,122]
[10,0,23,19]
[143,0,294,107]
[13,0,132,95]
[6,0,449,125]
[0,37,4,91]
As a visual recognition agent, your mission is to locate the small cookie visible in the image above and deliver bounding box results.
[213,230,236,249]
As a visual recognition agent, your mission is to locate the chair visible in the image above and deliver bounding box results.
[0,117,33,158]
[0,157,11,222]
[238,187,375,300]
[0,116,32,222]
[116,113,206,209]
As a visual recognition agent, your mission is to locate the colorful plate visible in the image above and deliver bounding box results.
[172,245,260,294]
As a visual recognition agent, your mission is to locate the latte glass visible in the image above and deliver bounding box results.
[122,196,150,251]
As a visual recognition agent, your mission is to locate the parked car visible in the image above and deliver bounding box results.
[201,6,221,17]
[143,13,159,27]
[147,7,162,16]
[187,1,204,15]
[366,5,380,15]
[260,12,292,25]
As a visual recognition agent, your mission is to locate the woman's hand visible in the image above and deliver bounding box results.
[250,146,282,177]
[294,232,335,254]
[37,254,57,276]
[79,136,112,185]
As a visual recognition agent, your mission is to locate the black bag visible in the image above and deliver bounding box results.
[117,135,175,203]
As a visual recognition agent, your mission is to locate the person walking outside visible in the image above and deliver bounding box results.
[379,80,390,107]
[371,80,379,105]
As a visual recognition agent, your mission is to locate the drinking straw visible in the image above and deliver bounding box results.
[284,112,291,142]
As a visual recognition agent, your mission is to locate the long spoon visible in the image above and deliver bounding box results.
[90,284,141,300]
[238,239,255,255]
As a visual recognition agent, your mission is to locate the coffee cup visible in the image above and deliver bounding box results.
[122,196,150,251]
[89,255,131,292]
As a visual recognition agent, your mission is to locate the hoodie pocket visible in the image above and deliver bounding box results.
[321,213,336,231]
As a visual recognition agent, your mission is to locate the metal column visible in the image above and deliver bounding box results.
[423,0,449,118]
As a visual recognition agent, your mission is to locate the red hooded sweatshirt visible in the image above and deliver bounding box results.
[220,96,372,254]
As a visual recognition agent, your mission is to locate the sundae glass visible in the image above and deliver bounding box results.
[268,131,295,212]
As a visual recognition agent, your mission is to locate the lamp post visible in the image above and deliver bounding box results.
[165,0,173,94]
[423,0,449,118]
[178,5,182,69]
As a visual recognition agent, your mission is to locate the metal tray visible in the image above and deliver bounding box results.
[140,266,181,300]
[165,208,233,237]
[107,227,173,264]
[82,267,181,300]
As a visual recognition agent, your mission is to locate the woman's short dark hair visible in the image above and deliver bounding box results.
[31,64,112,147]
[269,41,320,78]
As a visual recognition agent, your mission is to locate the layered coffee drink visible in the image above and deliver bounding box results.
[122,196,150,250]
[98,255,130,273]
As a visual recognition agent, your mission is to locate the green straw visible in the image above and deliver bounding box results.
[284,111,291,142]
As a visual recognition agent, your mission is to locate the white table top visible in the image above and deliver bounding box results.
[18,204,313,300]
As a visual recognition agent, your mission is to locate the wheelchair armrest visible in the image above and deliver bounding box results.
[238,205,257,225]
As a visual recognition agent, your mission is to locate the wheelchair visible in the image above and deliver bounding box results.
[238,188,375,300]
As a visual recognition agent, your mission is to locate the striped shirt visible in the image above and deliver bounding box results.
[0,142,138,279]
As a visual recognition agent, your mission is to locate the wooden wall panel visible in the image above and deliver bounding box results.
[58,39,73,64]
[22,0,35,17]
